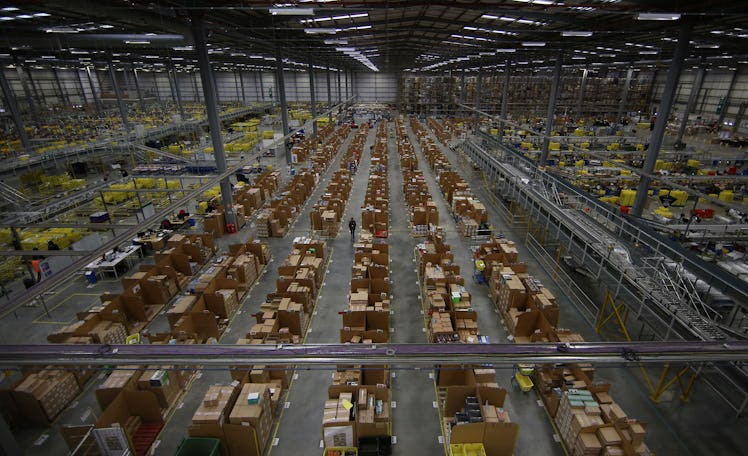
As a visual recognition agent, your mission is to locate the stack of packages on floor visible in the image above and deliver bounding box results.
[310,124,368,237]
[18,128,287,454]
[397,117,519,456]
[209,125,355,456]
[360,123,390,239]
[322,122,393,455]
[17,231,271,455]
[193,230,332,454]
[395,120,440,238]
[411,118,487,238]
[257,125,351,237]
[476,237,653,456]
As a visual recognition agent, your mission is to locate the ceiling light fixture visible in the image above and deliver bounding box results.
[522,41,546,46]
[637,13,681,21]
[562,31,593,37]
[1,7,19,12]
[304,28,336,34]
[269,8,314,15]
[125,40,150,45]
[496,48,516,53]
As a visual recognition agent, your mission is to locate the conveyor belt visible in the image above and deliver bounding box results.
[461,137,730,342]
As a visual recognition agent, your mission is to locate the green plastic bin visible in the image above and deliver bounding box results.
[175,437,221,456]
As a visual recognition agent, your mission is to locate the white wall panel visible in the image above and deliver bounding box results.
[354,73,398,103]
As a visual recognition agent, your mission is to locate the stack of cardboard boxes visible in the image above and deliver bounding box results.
[10,370,81,424]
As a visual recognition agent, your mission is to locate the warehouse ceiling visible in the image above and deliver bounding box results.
[0,0,745,74]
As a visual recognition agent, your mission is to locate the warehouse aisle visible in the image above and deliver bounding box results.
[406,119,562,456]
[153,128,363,456]
[429,125,708,456]
[387,121,444,455]
[270,126,376,455]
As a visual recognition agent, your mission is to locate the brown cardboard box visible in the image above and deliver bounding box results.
[229,383,270,425]
[192,385,238,424]
[96,369,141,409]
[597,427,622,446]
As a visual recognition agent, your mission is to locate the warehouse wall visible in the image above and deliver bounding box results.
[354,72,398,103]
[650,68,748,133]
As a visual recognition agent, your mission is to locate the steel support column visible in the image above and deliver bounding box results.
[25,67,44,108]
[337,70,342,104]
[85,66,101,113]
[190,13,236,227]
[632,24,692,217]
[576,68,589,119]
[52,68,70,106]
[475,72,483,117]
[192,72,201,101]
[132,66,145,110]
[238,71,246,102]
[498,63,510,142]
[0,67,32,154]
[717,68,739,125]
[617,68,634,124]
[326,64,333,122]
[676,65,705,145]
[308,60,318,139]
[14,63,40,125]
[274,45,291,164]
[75,69,88,107]
[108,61,131,133]
[541,53,563,166]
[170,67,186,120]
[257,71,265,101]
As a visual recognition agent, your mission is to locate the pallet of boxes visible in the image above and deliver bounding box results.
[188,382,278,456]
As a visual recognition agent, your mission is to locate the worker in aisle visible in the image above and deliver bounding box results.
[348,217,357,239]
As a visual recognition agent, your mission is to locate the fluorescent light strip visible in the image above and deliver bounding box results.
[304,28,337,34]
[522,41,546,46]
[269,7,314,15]
[562,31,593,37]
[637,12,681,21]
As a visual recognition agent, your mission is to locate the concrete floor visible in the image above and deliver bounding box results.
[1,119,746,456]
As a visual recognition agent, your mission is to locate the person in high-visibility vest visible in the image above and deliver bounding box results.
[31,258,41,282]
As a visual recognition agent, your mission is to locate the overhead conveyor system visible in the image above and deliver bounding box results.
[460,133,748,415]
[0,341,746,368]
[0,103,274,175]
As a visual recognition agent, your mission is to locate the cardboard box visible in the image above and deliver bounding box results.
[229,383,270,425]
[192,385,238,424]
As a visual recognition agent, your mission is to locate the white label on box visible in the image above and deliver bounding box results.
[273,438,279,446]
[284,402,291,409]
[34,434,49,446]
[432,401,438,408]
